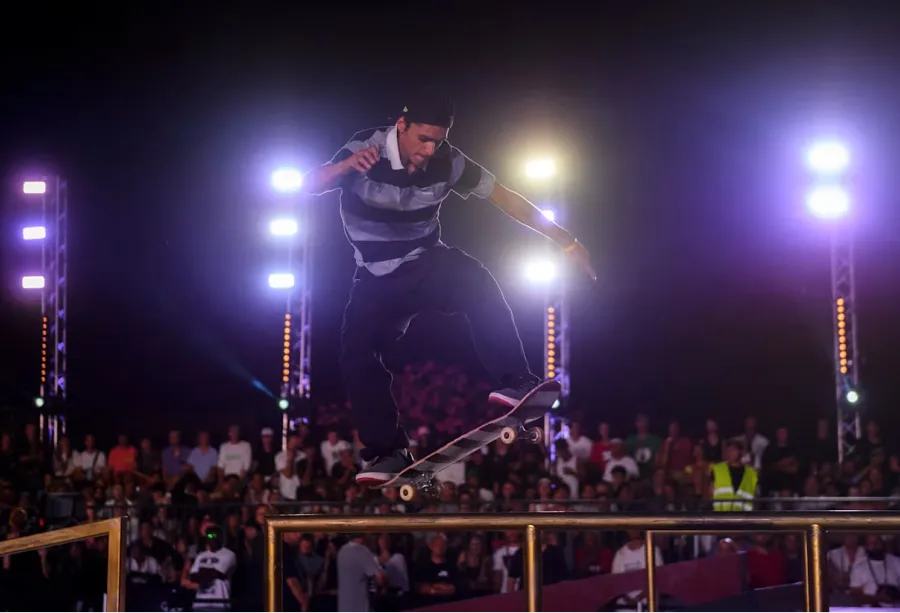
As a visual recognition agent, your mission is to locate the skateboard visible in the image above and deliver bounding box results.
[378,380,562,502]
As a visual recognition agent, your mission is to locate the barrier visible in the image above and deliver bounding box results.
[264,511,900,612]
[0,517,126,611]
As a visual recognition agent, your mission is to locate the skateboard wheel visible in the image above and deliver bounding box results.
[527,427,543,445]
[500,427,517,445]
[399,484,416,502]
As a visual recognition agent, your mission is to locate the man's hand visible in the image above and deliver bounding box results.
[564,241,597,282]
[343,146,379,173]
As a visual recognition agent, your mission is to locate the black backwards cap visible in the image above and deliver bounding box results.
[400,90,454,129]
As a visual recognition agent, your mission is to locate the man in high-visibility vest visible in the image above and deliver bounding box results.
[710,441,758,511]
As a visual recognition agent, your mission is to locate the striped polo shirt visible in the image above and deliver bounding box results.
[330,125,496,276]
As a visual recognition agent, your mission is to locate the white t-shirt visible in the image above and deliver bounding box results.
[612,543,664,606]
[278,473,300,500]
[493,544,520,593]
[191,547,237,610]
[440,460,466,486]
[321,439,351,475]
[217,441,252,476]
[75,449,107,478]
[274,449,307,473]
[828,546,866,574]
[850,553,900,596]
[556,455,579,498]
[603,456,640,482]
[567,435,594,461]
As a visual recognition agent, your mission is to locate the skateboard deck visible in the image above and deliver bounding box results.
[376,380,561,495]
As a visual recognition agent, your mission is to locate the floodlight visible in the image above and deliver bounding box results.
[846,390,859,404]
[269,219,298,236]
[268,273,295,289]
[271,167,303,193]
[807,142,849,174]
[23,181,46,194]
[525,159,556,180]
[807,185,849,219]
[541,209,556,222]
[524,259,558,283]
[22,226,46,240]
[22,275,45,289]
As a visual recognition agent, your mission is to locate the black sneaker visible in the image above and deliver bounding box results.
[356,449,415,487]
[489,376,543,407]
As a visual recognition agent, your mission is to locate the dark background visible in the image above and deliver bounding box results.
[1,2,898,444]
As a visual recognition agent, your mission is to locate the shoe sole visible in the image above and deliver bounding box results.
[356,474,392,486]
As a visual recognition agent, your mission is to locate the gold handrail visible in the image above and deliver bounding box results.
[0,517,126,611]
[264,511,900,612]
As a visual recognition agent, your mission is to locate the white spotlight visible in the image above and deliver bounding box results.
[807,142,849,174]
[268,273,295,289]
[271,167,303,193]
[22,275,45,289]
[807,185,850,219]
[524,259,558,284]
[22,226,46,240]
[269,219,298,236]
[23,181,46,195]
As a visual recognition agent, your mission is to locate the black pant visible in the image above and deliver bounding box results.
[340,245,535,457]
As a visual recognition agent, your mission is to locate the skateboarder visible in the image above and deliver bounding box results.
[302,91,596,486]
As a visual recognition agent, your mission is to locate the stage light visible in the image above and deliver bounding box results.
[271,167,303,193]
[278,398,289,410]
[22,275,45,289]
[845,389,859,404]
[807,185,849,219]
[269,218,298,236]
[34,397,45,408]
[22,226,46,240]
[23,181,46,195]
[525,158,556,180]
[541,209,556,222]
[807,142,849,174]
[524,259,557,284]
[268,273,295,289]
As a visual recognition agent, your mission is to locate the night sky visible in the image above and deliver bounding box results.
[2,2,899,445]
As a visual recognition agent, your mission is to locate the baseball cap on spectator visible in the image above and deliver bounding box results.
[261,427,274,437]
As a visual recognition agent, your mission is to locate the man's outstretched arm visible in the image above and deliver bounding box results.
[448,146,596,281]
[489,182,597,281]
[488,182,575,248]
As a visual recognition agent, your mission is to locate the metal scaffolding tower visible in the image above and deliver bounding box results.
[271,206,312,450]
[832,234,860,463]
[23,176,68,447]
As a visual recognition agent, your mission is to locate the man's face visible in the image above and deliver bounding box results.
[865,535,885,558]
[397,119,448,169]
[726,444,741,463]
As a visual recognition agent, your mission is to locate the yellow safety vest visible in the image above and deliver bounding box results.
[711,462,758,512]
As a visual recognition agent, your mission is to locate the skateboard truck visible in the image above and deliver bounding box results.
[399,472,442,502]
[499,422,543,446]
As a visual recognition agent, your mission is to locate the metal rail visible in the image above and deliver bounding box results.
[0,517,126,611]
[264,511,900,612]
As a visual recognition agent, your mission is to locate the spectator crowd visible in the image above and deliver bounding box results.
[1,360,899,610]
